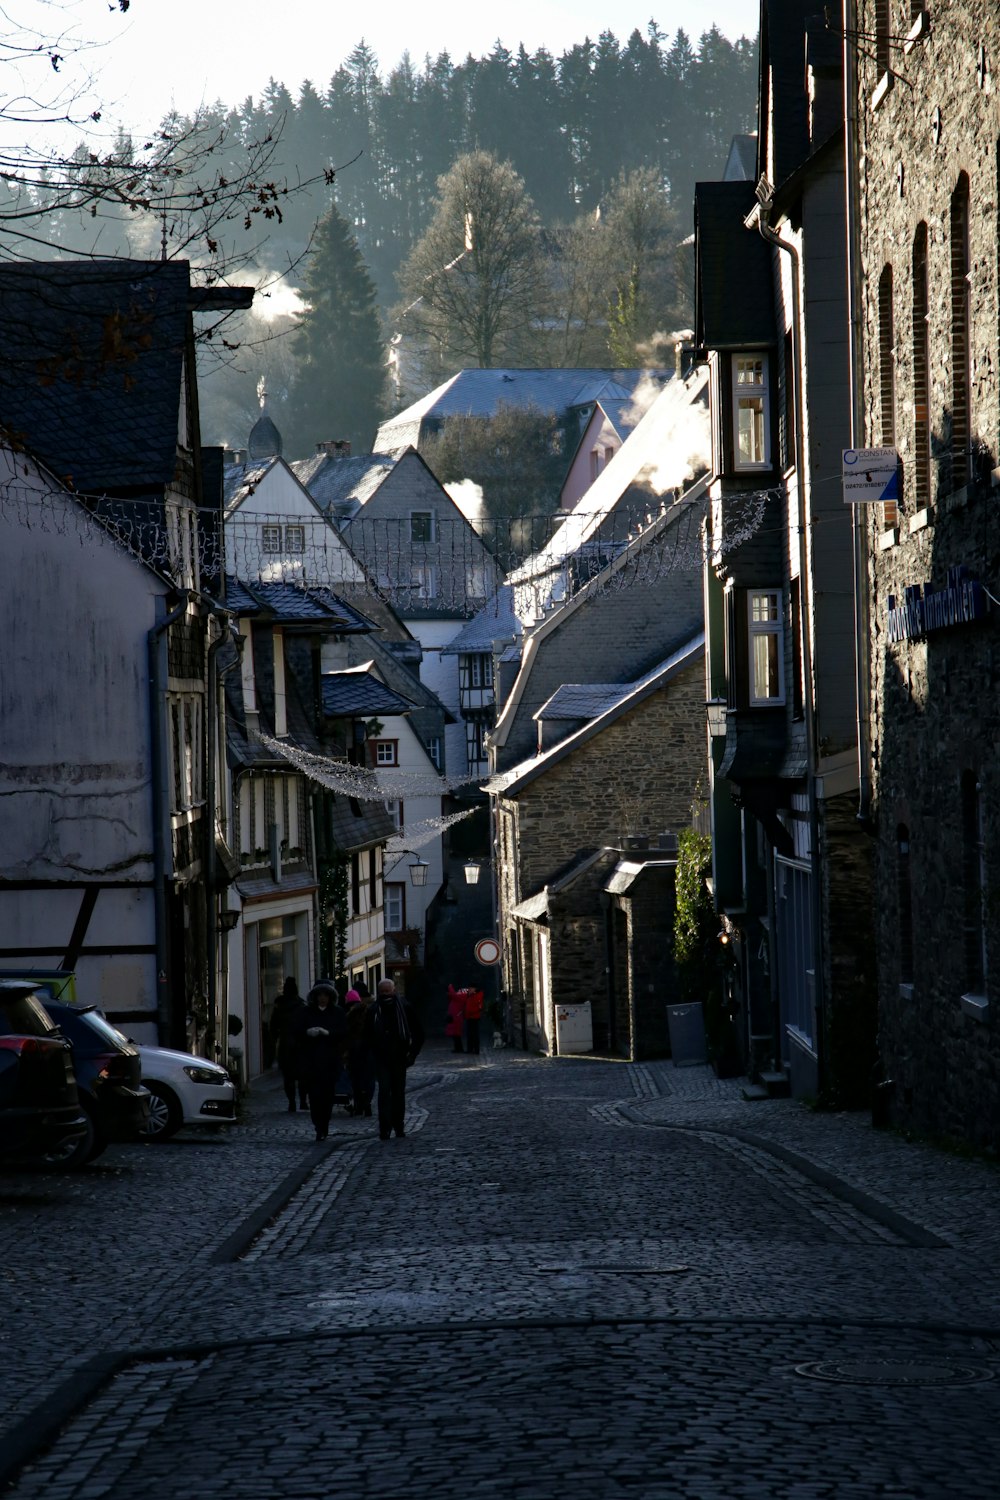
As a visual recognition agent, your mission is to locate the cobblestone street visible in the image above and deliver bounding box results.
[3,1045,999,1498]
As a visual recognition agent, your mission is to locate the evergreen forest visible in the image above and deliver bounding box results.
[28,25,757,452]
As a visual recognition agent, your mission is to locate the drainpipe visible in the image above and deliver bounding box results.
[204,605,242,1062]
[844,0,873,826]
[148,589,190,1045]
[746,191,828,1092]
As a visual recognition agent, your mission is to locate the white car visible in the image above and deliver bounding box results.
[136,1045,237,1140]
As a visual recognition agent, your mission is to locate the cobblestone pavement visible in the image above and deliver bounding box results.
[3,1044,1000,1498]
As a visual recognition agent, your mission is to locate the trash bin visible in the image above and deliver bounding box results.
[666,1002,707,1066]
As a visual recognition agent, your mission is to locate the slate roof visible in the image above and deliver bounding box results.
[373,369,670,452]
[492,636,705,797]
[321,666,416,719]
[290,452,394,517]
[223,576,376,633]
[326,794,396,852]
[694,181,776,352]
[723,134,758,182]
[0,259,196,493]
[440,586,522,656]
[534,684,630,721]
[223,460,277,510]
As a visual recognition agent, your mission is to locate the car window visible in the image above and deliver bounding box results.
[78,1011,132,1049]
[52,1007,132,1052]
[0,993,59,1037]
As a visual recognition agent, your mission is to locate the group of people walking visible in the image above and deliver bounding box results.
[445,984,485,1054]
[271,977,424,1141]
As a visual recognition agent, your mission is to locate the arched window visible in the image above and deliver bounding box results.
[896,824,913,986]
[878,264,897,527]
[950,173,972,491]
[911,223,931,508]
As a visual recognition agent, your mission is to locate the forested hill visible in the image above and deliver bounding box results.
[185,26,757,305]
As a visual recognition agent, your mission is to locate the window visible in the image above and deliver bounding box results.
[409,562,437,599]
[370,845,378,909]
[384,799,404,832]
[285,524,305,554]
[875,0,890,76]
[897,825,914,987]
[467,718,487,772]
[732,355,770,469]
[466,563,489,599]
[261,524,282,554]
[424,736,442,769]
[780,332,794,471]
[410,511,435,542]
[912,223,931,508]
[748,590,784,705]
[961,772,987,996]
[878,265,898,527]
[371,740,398,766]
[351,852,361,916]
[950,173,972,492]
[470,653,491,688]
[385,883,405,932]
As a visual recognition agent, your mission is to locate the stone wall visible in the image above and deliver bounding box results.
[857,0,1000,1147]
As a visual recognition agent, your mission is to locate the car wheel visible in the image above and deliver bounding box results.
[143,1081,183,1141]
[41,1101,106,1171]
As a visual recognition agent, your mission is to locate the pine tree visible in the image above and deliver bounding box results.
[284,202,387,457]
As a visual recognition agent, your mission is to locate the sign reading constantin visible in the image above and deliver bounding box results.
[842,447,899,504]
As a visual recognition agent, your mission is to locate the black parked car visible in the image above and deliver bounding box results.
[0,981,87,1162]
[36,999,151,1168]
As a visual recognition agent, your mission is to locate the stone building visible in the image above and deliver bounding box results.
[493,639,705,1054]
[851,0,1000,1144]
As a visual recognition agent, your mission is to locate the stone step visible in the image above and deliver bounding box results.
[759,1070,791,1098]
[741,1083,771,1102]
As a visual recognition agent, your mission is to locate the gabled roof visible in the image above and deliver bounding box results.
[0,259,218,494]
[507,370,710,619]
[510,847,612,923]
[224,576,376,633]
[491,635,704,797]
[694,181,776,352]
[440,586,522,656]
[373,368,669,452]
[290,452,395,518]
[321,664,416,719]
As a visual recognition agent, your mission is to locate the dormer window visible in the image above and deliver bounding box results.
[732,354,771,470]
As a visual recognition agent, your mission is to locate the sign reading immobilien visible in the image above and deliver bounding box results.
[842,447,899,504]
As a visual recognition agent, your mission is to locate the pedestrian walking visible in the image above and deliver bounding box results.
[363,978,425,1140]
[295,980,348,1141]
[445,984,466,1053]
[344,988,375,1117]
[271,976,307,1112]
[463,986,485,1055]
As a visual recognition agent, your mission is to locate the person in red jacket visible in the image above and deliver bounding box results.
[445,985,466,1053]
[463,985,485,1055]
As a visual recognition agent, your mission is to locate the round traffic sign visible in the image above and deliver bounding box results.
[474,937,501,966]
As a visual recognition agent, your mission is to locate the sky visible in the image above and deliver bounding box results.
[21,0,759,152]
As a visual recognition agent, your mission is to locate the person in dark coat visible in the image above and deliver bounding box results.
[344,988,375,1117]
[271,976,307,1112]
[295,980,348,1141]
[363,978,424,1140]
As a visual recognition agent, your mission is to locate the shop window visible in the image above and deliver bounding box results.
[732,354,770,470]
[897,825,914,986]
[961,772,987,996]
[748,589,784,705]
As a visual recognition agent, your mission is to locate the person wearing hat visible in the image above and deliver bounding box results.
[363,978,425,1140]
[295,980,348,1141]
[344,988,375,1117]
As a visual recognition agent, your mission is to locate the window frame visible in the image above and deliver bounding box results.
[731,353,771,472]
[284,523,305,555]
[261,523,282,555]
[370,739,399,767]
[747,588,785,706]
[385,882,406,932]
[409,510,436,543]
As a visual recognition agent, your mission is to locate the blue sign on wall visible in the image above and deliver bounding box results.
[887,566,989,643]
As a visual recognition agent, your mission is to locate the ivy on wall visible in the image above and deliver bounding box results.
[319,852,350,983]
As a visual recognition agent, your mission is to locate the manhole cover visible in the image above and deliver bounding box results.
[795,1359,993,1387]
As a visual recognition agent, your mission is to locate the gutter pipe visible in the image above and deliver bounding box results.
[204,604,242,1062]
[147,589,190,1046]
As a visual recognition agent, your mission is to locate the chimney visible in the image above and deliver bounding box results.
[316,439,352,458]
[226,447,247,466]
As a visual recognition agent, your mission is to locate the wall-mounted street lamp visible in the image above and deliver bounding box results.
[463,860,482,885]
[217,908,241,935]
[408,856,429,888]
